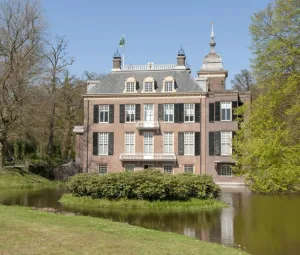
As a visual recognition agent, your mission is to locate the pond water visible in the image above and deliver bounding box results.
[0,187,299,255]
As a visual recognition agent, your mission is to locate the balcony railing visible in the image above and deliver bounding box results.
[119,153,177,161]
[136,121,160,130]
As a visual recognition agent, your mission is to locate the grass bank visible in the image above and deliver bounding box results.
[0,205,248,255]
[0,168,62,189]
[60,193,227,210]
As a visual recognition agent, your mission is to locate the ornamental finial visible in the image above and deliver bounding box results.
[209,22,216,53]
[178,45,185,56]
[113,49,121,58]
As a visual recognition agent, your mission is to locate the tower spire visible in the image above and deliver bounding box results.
[210,22,216,53]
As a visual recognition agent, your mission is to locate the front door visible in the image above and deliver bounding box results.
[144,104,154,126]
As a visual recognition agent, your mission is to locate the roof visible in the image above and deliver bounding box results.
[200,52,225,72]
[86,69,205,94]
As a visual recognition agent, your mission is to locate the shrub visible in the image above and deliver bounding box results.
[66,170,221,201]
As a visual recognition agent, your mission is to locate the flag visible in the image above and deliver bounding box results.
[119,35,125,47]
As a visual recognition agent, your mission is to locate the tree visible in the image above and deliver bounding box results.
[44,37,74,158]
[233,0,300,193]
[56,72,84,161]
[231,69,255,91]
[0,0,45,168]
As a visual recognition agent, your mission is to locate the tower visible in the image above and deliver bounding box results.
[197,23,228,91]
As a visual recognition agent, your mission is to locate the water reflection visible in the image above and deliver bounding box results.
[0,187,299,255]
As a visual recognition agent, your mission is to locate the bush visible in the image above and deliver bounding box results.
[66,170,221,201]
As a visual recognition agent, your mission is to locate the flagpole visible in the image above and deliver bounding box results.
[123,34,125,69]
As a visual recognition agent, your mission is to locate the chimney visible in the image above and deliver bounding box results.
[112,50,122,70]
[177,46,186,67]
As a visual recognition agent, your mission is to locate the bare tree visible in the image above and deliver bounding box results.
[0,0,45,168]
[44,36,74,158]
[231,69,255,91]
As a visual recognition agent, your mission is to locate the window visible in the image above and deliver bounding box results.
[99,105,109,123]
[99,165,107,174]
[125,133,135,154]
[184,165,194,173]
[125,104,135,123]
[184,104,195,122]
[99,133,109,155]
[165,81,173,92]
[164,165,173,174]
[126,82,135,93]
[145,82,153,92]
[124,164,135,171]
[184,132,194,155]
[163,132,174,153]
[164,104,174,122]
[221,132,232,155]
[144,132,154,154]
[221,102,232,121]
[221,165,232,176]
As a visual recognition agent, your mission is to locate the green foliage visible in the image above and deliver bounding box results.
[66,170,221,201]
[234,0,300,193]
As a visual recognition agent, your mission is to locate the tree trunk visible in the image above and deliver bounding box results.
[0,139,4,169]
[47,83,56,158]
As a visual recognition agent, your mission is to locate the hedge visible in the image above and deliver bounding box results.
[66,170,221,201]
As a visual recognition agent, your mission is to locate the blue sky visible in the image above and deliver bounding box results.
[42,0,272,88]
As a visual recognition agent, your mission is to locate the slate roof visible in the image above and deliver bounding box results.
[86,69,205,94]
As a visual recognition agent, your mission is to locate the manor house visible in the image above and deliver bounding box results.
[74,28,251,183]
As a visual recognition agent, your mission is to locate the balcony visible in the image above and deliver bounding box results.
[119,153,177,162]
[136,121,160,130]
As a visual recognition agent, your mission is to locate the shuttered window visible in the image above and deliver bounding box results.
[221,102,232,121]
[144,82,153,92]
[164,104,174,123]
[163,132,174,153]
[125,105,135,123]
[125,133,135,153]
[99,105,109,123]
[144,132,154,154]
[184,104,195,122]
[221,132,232,155]
[99,133,109,155]
[184,132,194,156]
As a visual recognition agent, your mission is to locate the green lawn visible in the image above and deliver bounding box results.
[60,193,227,210]
[0,168,60,189]
[0,205,249,255]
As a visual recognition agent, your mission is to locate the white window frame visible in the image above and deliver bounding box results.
[220,165,232,176]
[124,164,135,171]
[164,165,173,174]
[184,132,195,156]
[144,82,153,92]
[125,104,135,123]
[99,105,109,123]
[164,104,174,123]
[163,132,174,153]
[221,102,232,121]
[221,132,232,156]
[164,81,173,92]
[126,82,135,93]
[144,132,154,154]
[99,164,107,174]
[125,133,135,154]
[98,133,109,155]
[184,165,194,173]
[184,104,195,123]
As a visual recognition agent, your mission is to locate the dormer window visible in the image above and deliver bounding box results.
[142,77,155,93]
[145,82,153,92]
[124,77,137,93]
[126,82,135,92]
[162,76,176,92]
[165,81,173,92]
